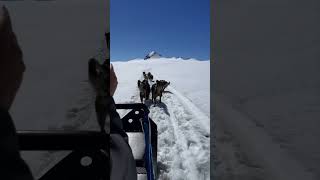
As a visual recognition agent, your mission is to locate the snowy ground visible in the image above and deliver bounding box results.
[2,2,210,179]
[214,0,320,179]
[26,57,211,179]
[3,0,107,129]
[112,58,210,180]
[17,55,210,179]
[1,0,107,178]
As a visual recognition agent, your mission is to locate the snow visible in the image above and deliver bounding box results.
[144,51,162,60]
[214,94,315,180]
[148,51,157,57]
[21,57,211,180]
[2,2,210,179]
[112,58,210,179]
[214,0,320,179]
[3,0,107,130]
[1,0,107,177]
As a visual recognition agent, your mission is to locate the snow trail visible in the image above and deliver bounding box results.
[30,58,210,180]
[127,73,210,180]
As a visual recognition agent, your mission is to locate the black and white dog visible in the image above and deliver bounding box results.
[147,72,154,81]
[137,79,151,103]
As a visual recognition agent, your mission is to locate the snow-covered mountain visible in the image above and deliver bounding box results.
[144,51,162,60]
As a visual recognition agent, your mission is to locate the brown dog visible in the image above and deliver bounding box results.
[151,80,170,103]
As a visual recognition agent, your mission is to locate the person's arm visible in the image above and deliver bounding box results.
[107,96,127,138]
[108,97,137,180]
[108,64,137,180]
[0,6,34,180]
[108,64,125,135]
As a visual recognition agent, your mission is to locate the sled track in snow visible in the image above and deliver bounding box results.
[34,80,97,178]
[34,76,210,180]
[131,83,210,180]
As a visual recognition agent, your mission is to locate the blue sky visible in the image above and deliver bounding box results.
[110,0,210,61]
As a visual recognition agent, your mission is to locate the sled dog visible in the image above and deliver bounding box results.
[151,80,170,103]
[137,79,151,103]
[147,72,154,81]
[143,72,148,81]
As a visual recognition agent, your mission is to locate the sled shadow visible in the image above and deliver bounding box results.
[145,100,170,116]
[163,90,173,94]
[155,102,170,116]
[144,99,153,107]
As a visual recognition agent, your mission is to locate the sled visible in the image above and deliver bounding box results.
[17,103,158,180]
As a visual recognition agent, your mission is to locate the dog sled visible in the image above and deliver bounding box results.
[17,103,158,180]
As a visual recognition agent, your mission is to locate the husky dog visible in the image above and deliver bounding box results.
[151,80,170,103]
[143,72,148,80]
[143,71,154,81]
[147,72,154,81]
[138,79,151,103]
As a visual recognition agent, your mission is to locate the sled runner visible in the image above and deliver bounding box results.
[17,103,158,180]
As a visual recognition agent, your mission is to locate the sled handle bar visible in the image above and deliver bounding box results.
[18,131,109,151]
[116,103,150,113]
[17,104,147,151]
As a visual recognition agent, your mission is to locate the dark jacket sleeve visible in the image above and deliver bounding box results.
[107,96,127,138]
[0,109,34,180]
[107,97,137,180]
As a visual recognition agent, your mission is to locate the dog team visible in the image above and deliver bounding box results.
[137,72,170,103]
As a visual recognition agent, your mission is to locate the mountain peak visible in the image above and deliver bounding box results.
[144,51,162,60]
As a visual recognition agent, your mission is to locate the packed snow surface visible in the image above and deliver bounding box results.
[214,0,320,179]
[2,2,210,179]
[19,55,210,179]
[1,0,107,178]
[112,58,210,179]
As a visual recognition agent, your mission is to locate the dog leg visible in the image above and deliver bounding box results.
[140,93,143,103]
[151,92,154,103]
[146,89,150,100]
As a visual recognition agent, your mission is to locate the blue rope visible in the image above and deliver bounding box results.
[143,113,154,180]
